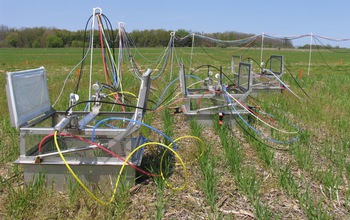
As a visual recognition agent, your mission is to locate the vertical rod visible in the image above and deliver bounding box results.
[169,32,175,80]
[189,33,195,72]
[307,33,313,76]
[260,32,264,68]
[220,66,223,85]
[117,22,124,89]
[231,55,234,74]
[88,8,97,111]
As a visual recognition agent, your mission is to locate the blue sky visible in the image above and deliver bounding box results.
[1,0,350,46]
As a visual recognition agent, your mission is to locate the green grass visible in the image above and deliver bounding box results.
[198,150,218,213]
[190,118,219,215]
[110,173,132,219]
[1,47,350,219]
[7,173,46,219]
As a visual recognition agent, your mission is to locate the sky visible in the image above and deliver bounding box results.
[1,0,350,46]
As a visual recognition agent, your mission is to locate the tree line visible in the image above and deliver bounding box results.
[0,25,294,48]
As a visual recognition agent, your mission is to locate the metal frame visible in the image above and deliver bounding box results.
[6,67,152,189]
[269,55,284,77]
[179,62,252,125]
[231,55,242,75]
[250,55,286,93]
[5,66,51,129]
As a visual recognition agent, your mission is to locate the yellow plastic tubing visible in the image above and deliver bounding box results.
[53,131,195,205]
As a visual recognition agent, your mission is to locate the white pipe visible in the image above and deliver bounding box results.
[189,33,195,72]
[260,33,264,67]
[88,8,98,110]
[307,33,313,76]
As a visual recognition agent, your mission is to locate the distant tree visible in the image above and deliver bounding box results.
[129,29,174,47]
[129,30,142,46]
[22,27,46,47]
[56,29,72,47]
[46,35,64,48]
[282,37,293,48]
[71,40,84,47]
[32,40,40,48]
[176,29,190,38]
[5,31,19,47]
[0,26,297,49]
[0,25,10,47]
[174,29,191,47]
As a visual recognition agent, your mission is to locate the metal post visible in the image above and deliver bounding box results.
[189,33,195,72]
[307,33,313,76]
[260,33,264,67]
[117,22,124,89]
[88,8,101,110]
[170,32,175,80]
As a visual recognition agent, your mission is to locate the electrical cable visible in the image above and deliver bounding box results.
[96,17,126,110]
[153,84,180,110]
[107,91,138,103]
[97,20,119,87]
[53,131,188,205]
[198,44,230,63]
[195,33,260,45]
[260,56,310,100]
[152,74,202,110]
[283,64,311,100]
[64,100,153,115]
[313,37,350,72]
[263,69,303,100]
[225,89,299,134]
[52,44,92,107]
[152,76,180,110]
[126,142,187,191]
[74,15,93,95]
[168,135,206,165]
[150,34,175,80]
[39,132,157,177]
[223,106,290,151]
[236,115,290,151]
[242,57,262,72]
[97,15,110,85]
[222,86,299,144]
[313,35,350,54]
[221,69,238,87]
[189,34,260,64]
[101,14,116,56]
[90,117,177,150]
[53,130,108,205]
